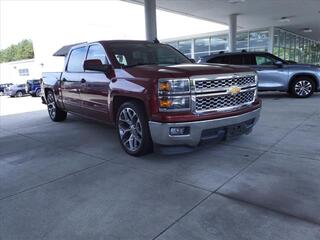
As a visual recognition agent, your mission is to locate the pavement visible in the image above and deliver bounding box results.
[0,93,319,240]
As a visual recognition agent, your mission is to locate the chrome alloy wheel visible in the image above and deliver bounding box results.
[47,92,56,119]
[118,107,143,152]
[294,80,312,96]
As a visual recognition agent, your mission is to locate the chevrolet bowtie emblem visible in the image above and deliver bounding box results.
[228,86,241,95]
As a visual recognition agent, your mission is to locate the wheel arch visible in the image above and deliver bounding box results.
[112,96,148,124]
[289,73,318,91]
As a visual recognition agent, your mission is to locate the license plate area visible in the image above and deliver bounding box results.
[227,119,255,137]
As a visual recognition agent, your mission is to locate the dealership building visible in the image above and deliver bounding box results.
[126,0,320,65]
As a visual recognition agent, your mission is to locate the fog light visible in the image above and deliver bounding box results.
[169,127,190,136]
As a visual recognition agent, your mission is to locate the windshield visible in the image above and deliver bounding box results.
[108,42,191,67]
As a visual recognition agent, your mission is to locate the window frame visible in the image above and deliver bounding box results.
[66,46,88,73]
[85,43,110,67]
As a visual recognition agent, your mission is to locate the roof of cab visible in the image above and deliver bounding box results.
[53,40,157,57]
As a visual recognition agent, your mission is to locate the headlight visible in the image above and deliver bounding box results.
[158,96,190,112]
[158,78,191,112]
[158,78,190,94]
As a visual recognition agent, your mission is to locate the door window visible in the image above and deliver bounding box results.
[207,56,227,64]
[67,47,87,72]
[227,55,243,65]
[255,55,275,65]
[86,45,108,64]
[242,55,254,65]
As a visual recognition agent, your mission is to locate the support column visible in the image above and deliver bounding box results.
[228,14,237,52]
[144,0,157,41]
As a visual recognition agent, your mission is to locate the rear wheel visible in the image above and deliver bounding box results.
[116,101,153,156]
[290,77,315,98]
[15,91,23,97]
[46,90,67,122]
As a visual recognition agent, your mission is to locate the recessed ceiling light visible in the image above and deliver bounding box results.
[228,0,246,4]
[279,17,291,23]
[303,28,312,33]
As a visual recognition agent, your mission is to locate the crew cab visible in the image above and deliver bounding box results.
[42,40,261,156]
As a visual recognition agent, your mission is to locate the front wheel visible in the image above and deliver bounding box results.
[46,91,67,122]
[116,101,153,156]
[290,77,315,98]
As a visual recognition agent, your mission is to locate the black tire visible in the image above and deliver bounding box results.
[15,91,23,97]
[116,101,153,156]
[290,77,315,98]
[46,90,67,122]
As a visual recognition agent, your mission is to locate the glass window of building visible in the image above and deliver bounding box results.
[278,30,286,59]
[167,42,179,50]
[18,68,29,76]
[249,30,269,52]
[194,37,210,61]
[295,37,301,63]
[236,32,249,51]
[178,40,192,58]
[273,29,280,57]
[210,35,228,53]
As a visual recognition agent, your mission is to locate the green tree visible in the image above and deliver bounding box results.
[0,39,34,63]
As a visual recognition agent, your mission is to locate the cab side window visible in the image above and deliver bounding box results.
[67,47,87,72]
[255,54,275,65]
[86,45,108,64]
[227,55,243,65]
[207,56,226,64]
[242,55,254,65]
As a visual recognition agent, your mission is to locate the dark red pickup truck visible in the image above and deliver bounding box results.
[42,40,261,156]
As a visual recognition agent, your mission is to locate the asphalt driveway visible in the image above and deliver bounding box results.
[0,93,320,240]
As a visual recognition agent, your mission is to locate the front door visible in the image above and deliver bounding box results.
[60,46,87,113]
[250,53,288,91]
[80,44,111,122]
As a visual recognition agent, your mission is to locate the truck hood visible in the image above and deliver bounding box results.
[122,63,254,79]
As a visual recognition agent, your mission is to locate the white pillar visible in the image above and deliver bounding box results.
[229,14,237,52]
[144,0,157,41]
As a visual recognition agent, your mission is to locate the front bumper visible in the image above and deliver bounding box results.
[149,108,261,147]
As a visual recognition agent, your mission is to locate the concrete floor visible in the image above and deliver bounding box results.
[0,93,319,240]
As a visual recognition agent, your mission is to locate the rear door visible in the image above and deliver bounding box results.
[80,44,111,122]
[61,46,87,113]
[250,53,288,90]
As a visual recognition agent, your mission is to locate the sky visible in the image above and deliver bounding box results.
[0,0,228,71]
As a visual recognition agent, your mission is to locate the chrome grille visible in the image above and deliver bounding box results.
[195,75,256,92]
[195,90,256,112]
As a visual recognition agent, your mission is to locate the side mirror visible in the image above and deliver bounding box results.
[83,59,112,72]
[274,61,283,67]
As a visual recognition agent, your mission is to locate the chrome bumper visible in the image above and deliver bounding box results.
[149,108,261,147]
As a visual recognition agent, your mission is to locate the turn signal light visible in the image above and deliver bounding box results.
[159,81,171,92]
[159,99,172,108]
